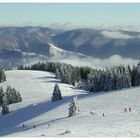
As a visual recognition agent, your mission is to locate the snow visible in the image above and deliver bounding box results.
[49,43,86,58]
[49,43,64,56]
[1,70,140,137]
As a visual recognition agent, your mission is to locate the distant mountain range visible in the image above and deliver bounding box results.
[53,28,140,59]
[0,26,140,66]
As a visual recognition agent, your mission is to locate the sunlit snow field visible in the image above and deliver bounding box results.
[0,70,140,137]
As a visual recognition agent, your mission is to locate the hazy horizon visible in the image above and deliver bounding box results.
[0,3,140,27]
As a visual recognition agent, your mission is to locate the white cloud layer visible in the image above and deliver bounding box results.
[51,55,139,69]
[101,31,133,39]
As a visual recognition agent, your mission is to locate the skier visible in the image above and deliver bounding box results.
[48,122,51,127]
[102,113,104,117]
[129,107,131,112]
[124,108,127,112]
[33,125,36,128]
[22,124,25,128]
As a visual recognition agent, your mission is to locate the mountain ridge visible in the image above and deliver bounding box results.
[0,26,140,66]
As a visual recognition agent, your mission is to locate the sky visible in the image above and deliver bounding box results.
[0,3,140,27]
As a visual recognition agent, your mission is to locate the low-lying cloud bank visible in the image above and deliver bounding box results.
[101,31,133,39]
[51,55,139,69]
[0,54,139,70]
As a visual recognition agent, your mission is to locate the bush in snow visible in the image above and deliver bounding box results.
[52,84,62,102]
[68,96,80,117]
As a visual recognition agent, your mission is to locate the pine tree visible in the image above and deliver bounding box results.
[17,91,22,102]
[0,86,4,105]
[5,86,22,104]
[1,94,9,115]
[0,69,6,83]
[104,70,114,91]
[6,86,12,104]
[52,84,62,102]
[68,96,80,117]
[87,74,93,92]
[55,68,61,79]
[134,64,140,86]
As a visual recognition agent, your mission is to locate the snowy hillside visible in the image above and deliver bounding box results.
[49,43,86,58]
[1,70,140,137]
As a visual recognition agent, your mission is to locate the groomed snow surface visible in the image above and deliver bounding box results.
[0,70,140,137]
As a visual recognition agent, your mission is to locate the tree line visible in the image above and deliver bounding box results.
[17,62,92,85]
[17,61,140,93]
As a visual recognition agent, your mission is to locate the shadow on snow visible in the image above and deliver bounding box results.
[0,75,137,136]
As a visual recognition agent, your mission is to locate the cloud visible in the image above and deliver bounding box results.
[102,55,139,67]
[50,55,139,69]
[101,30,133,39]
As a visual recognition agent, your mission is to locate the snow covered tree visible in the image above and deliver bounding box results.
[1,94,9,115]
[115,66,131,89]
[0,69,6,83]
[0,86,4,105]
[68,96,80,117]
[16,91,22,102]
[19,61,140,93]
[132,63,140,86]
[104,70,114,91]
[55,68,61,79]
[52,84,62,102]
[6,86,13,104]
[87,74,94,92]
[6,86,22,105]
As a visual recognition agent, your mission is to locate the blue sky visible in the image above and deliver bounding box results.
[0,3,140,26]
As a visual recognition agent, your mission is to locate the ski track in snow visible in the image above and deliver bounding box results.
[0,70,140,137]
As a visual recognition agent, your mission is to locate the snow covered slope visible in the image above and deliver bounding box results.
[49,43,86,58]
[1,70,140,137]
